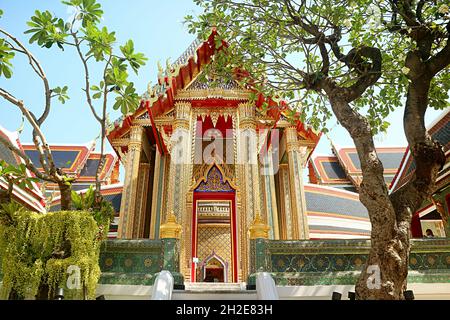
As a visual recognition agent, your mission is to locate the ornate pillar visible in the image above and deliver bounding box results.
[278,164,293,239]
[118,125,144,239]
[261,151,280,239]
[237,102,262,280]
[165,102,192,222]
[150,152,165,239]
[285,126,310,239]
[164,102,193,279]
[133,162,150,238]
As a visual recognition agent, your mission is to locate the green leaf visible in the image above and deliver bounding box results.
[25,11,69,49]
[92,92,102,99]
[0,39,15,79]
[112,99,121,110]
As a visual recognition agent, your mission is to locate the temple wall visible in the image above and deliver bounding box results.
[247,238,450,286]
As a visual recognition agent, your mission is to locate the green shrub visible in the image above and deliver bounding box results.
[0,208,108,299]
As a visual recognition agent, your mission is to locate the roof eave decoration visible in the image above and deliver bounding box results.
[390,108,450,192]
[107,29,321,154]
[107,31,218,144]
[0,126,46,211]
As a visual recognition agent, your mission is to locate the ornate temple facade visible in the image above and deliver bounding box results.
[1,32,450,298]
[107,33,322,283]
[105,33,450,284]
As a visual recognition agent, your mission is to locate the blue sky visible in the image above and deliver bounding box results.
[0,0,444,167]
[0,0,201,147]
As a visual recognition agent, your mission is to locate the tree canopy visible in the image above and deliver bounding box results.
[186,0,449,133]
[0,0,148,209]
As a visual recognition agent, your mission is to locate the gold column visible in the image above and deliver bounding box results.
[237,102,262,280]
[262,151,280,239]
[165,102,193,280]
[166,102,192,221]
[133,162,150,238]
[118,125,144,239]
[278,164,293,239]
[285,126,310,239]
[149,151,163,239]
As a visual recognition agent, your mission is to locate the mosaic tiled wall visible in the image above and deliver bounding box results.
[248,238,450,286]
[99,239,183,285]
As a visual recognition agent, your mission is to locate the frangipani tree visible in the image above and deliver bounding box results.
[186,0,449,299]
[0,9,75,210]
[0,0,147,209]
[25,0,147,207]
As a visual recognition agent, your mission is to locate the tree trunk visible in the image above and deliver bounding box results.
[8,288,24,300]
[35,281,50,300]
[328,96,409,299]
[58,181,72,211]
[94,119,107,211]
[354,73,445,299]
[355,226,410,299]
[94,152,106,211]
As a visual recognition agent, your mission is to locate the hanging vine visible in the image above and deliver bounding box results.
[0,196,113,300]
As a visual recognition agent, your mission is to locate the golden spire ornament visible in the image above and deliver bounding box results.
[160,211,182,239]
[249,212,270,239]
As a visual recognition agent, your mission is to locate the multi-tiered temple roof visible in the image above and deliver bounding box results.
[0,125,46,212]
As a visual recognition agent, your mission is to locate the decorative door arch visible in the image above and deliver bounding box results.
[191,163,238,282]
[200,252,228,282]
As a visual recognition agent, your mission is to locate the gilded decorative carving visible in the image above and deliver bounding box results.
[175,101,191,120]
[132,118,152,127]
[111,138,130,148]
[285,127,310,240]
[238,102,255,118]
[175,88,250,100]
[249,213,270,240]
[160,212,182,239]
[118,126,144,239]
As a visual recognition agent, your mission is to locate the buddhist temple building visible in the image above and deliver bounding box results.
[101,32,450,284]
[106,33,323,282]
[390,109,450,238]
[1,32,449,299]
[0,125,46,212]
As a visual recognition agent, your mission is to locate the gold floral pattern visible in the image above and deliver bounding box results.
[144,258,153,267]
[105,258,113,267]
[195,165,234,192]
[124,258,133,268]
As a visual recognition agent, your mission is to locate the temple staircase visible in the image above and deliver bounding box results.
[172,282,257,300]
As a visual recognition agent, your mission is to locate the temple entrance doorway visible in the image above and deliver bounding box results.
[201,255,226,282]
[204,268,224,283]
[191,164,238,283]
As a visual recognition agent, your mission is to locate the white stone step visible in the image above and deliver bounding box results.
[173,282,257,300]
[172,291,258,300]
[184,282,246,292]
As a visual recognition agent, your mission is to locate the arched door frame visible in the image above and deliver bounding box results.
[200,251,228,282]
[191,163,238,283]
